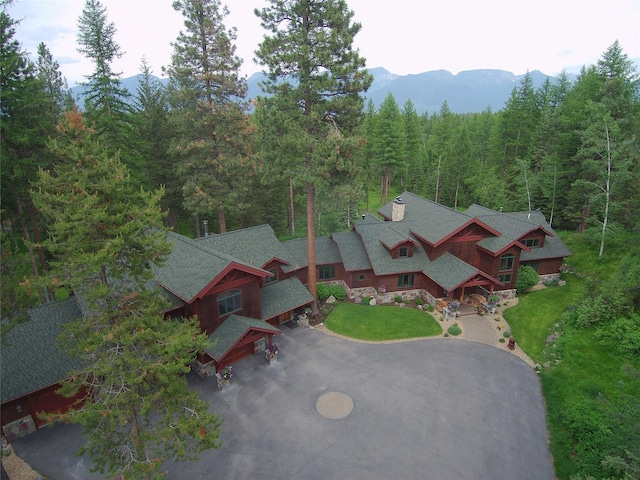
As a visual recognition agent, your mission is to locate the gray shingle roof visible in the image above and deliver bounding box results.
[281,237,342,273]
[260,278,314,321]
[331,231,372,271]
[156,232,267,303]
[355,221,429,275]
[469,207,572,259]
[423,253,483,292]
[379,192,474,245]
[195,224,290,269]
[1,298,83,403]
[206,314,281,361]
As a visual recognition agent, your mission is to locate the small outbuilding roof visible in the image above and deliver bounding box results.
[1,298,83,404]
[206,314,281,362]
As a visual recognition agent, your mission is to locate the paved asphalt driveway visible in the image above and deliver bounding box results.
[12,325,554,480]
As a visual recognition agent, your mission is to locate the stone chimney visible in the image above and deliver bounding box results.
[391,196,405,221]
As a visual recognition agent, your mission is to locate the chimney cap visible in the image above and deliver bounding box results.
[394,196,405,204]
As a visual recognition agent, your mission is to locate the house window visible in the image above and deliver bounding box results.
[218,290,242,316]
[319,265,335,280]
[499,254,515,272]
[399,247,408,258]
[529,261,540,273]
[498,274,512,283]
[264,268,278,284]
[358,274,365,281]
[523,238,540,248]
[398,274,414,288]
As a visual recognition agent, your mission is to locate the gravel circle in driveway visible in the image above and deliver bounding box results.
[316,391,354,419]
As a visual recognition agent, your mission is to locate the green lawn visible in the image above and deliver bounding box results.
[504,278,584,363]
[507,230,640,479]
[325,302,442,341]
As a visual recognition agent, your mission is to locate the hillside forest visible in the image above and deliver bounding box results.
[1,0,640,477]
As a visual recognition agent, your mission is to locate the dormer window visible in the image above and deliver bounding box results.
[264,268,278,284]
[399,247,408,258]
[523,238,540,248]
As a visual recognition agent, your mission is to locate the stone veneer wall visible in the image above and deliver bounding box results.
[348,286,437,306]
[538,272,561,284]
[193,359,216,378]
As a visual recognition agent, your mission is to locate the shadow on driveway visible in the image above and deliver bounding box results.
[12,326,554,480]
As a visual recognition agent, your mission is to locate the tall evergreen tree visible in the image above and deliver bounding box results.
[133,59,177,217]
[254,0,372,313]
[372,92,405,203]
[402,99,424,195]
[31,110,221,478]
[166,0,255,235]
[1,8,58,304]
[77,0,130,135]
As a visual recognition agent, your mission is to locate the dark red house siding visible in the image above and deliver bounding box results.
[348,271,374,288]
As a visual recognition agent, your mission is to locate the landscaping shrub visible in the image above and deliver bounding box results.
[316,283,330,301]
[329,285,347,301]
[447,324,462,336]
[515,265,539,293]
[415,298,423,306]
[426,304,435,312]
[595,313,640,356]
[394,295,402,303]
[361,296,371,306]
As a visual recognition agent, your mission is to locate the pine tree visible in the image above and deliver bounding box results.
[1,8,57,304]
[402,99,425,195]
[76,0,144,181]
[132,59,177,216]
[254,0,372,313]
[372,93,405,203]
[166,0,254,235]
[31,110,222,478]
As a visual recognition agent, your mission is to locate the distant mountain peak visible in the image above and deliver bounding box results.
[71,67,573,115]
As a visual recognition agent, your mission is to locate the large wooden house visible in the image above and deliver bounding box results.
[1,191,571,437]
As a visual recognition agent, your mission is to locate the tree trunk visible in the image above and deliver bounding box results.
[306,180,318,316]
[384,166,390,204]
[289,177,295,236]
[16,195,46,304]
[28,201,48,273]
[435,154,442,203]
[599,121,612,257]
[578,197,590,232]
[218,205,227,234]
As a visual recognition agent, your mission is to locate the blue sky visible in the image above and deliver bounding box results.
[7,0,640,87]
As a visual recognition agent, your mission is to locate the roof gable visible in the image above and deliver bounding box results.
[423,253,499,292]
[156,232,268,303]
[206,314,281,361]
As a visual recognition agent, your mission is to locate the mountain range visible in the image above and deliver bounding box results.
[74,68,569,115]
